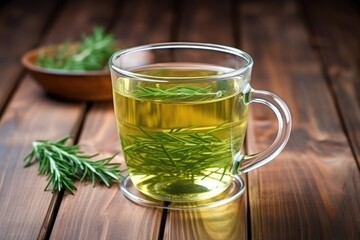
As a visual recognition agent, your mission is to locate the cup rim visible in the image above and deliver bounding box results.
[109,42,253,82]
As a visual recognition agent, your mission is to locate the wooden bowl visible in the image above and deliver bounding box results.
[21,46,113,101]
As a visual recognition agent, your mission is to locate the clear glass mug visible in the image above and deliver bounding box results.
[109,42,291,203]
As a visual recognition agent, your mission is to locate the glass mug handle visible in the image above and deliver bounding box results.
[234,89,292,174]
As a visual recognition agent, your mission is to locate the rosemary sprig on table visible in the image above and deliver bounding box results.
[36,27,116,71]
[132,86,226,101]
[24,136,123,194]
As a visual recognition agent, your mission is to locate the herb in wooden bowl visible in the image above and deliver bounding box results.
[36,27,115,71]
[21,27,119,101]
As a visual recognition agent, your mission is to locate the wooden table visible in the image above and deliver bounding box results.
[1,0,359,239]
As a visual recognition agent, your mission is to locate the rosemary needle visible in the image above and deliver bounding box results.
[24,136,123,194]
[132,86,226,101]
[36,27,116,71]
[122,123,242,181]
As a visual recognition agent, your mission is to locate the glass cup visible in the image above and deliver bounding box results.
[109,42,291,203]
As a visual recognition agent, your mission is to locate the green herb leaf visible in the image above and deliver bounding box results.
[24,136,124,194]
[121,123,242,183]
[36,27,117,71]
[132,86,226,101]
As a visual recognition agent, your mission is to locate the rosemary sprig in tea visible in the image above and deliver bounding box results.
[132,86,226,101]
[122,123,241,182]
[36,27,116,71]
[24,136,123,194]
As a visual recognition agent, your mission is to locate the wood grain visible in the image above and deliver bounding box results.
[1,0,359,239]
[162,0,248,239]
[176,0,236,45]
[0,1,87,239]
[50,0,176,239]
[112,0,176,47]
[0,0,58,113]
[301,0,360,165]
[0,0,119,238]
[50,103,163,240]
[36,0,119,237]
[240,0,360,239]
[0,75,84,239]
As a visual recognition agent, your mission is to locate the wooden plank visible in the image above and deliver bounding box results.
[42,0,115,44]
[176,0,235,45]
[0,0,59,113]
[0,1,87,240]
[163,0,248,239]
[301,0,360,165]
[111,0,175,47]
[0,77,84,239]
[36,1,120,238]
[0,0,121,238]
[50,0,176,238]
[240,0,360,239]
[50,103,163,240]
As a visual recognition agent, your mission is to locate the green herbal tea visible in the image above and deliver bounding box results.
[113,64,249,202]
